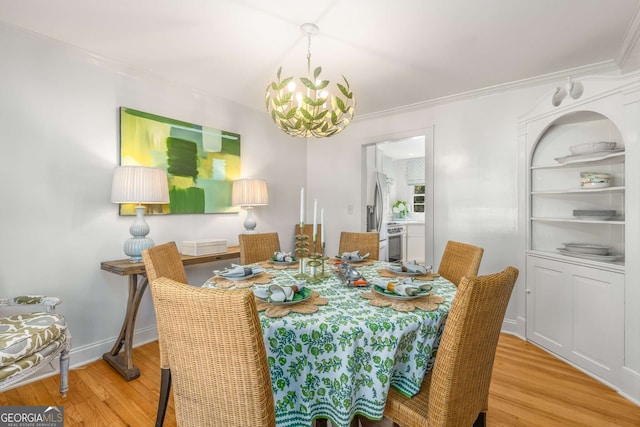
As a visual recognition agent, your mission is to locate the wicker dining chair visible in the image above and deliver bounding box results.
[239,232,281,264]
[437,240,484,286]
[142,241,188,427]
[382,266,519,427]
[149,276,276,427]
[338,231,380,260]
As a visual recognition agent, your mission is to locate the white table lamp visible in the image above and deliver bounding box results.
[232,179,269,233]
[111,166,170,262]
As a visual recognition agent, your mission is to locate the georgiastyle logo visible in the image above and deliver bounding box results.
[0,406,64,427]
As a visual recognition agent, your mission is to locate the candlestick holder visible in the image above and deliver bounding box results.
[294,224,310,279]
[320,242,331,278]
[306,239,322,284]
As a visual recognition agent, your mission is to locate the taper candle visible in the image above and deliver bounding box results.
[300,187,304,226]
[321,208,325,245]
[313,199,318,242]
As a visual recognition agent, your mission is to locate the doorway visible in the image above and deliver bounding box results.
[361,128,434,267]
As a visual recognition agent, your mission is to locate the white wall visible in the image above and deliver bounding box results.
[0,23,306,366]
[307,84,561,331]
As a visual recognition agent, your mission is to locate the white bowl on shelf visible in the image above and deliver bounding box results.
[569,142,617,154]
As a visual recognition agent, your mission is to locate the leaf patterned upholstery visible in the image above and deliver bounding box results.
[0,296,71,396]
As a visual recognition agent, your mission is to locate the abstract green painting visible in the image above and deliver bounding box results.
[119,107,241,215]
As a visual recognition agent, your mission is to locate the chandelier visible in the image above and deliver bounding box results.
[265,23,356,138]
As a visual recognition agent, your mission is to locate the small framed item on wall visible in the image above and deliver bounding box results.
[119,107,241,214]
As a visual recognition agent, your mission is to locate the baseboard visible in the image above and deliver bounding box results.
[1,326,159,392]
[500,317,522,338]
[619,366,640,406]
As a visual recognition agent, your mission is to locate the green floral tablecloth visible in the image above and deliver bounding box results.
[202,262,457,427]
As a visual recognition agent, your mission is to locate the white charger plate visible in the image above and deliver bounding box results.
[557,249,621,262]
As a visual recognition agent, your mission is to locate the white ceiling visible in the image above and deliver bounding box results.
[1,0,639,117]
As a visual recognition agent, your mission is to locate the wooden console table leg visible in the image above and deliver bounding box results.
[103,273,148,380]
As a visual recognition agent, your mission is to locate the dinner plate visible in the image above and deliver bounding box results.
[256,287,313,305]
[218,270,263,281]
[557,249,621,262]
[335,256,368,263]
[562,243,610,255]
[373,285,430,300]
[554,148,625,163]
[269,258,298,266]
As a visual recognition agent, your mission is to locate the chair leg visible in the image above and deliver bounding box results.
[59,346,70,398]
[473,412,486,427]
[155,368,172,427]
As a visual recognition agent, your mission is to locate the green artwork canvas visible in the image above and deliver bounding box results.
[119,107,241,215]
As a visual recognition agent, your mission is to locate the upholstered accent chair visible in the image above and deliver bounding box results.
[338,231,380,260]
[0,295,71,396]
[437,240,484,286]
[382,266,519,427]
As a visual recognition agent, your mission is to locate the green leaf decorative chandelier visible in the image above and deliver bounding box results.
[265,23,356,138]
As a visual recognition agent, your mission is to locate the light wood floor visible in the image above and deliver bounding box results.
[1,334,639,426]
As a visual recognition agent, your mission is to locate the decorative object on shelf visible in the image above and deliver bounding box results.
[231,179,269,233]
[119,107,241,214]
[265,23,355,138]
[580,172,610,189]
[572,209,616,220]
[570,141,616,154]
[551,76,584,106]
[392,200,409,219]
[111,166,170,262]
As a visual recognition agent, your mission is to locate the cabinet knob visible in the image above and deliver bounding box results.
[526,289,532,294]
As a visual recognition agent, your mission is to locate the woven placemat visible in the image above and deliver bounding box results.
[205,272,275,289]
[330,259,375,267]
[258,261,299,270]
[376,269,439,281]
[360,291,445,312]
[255,291,328,318]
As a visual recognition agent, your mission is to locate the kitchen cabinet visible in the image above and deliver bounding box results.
[518,73,640,397]
[404,223,425,263]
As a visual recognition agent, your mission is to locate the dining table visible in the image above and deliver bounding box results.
[202,259,457,427]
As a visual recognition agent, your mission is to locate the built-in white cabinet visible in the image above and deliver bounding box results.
[529,112,625,264]
[404,223,425,263]
[526,253,624,382]
[519,73,640,400]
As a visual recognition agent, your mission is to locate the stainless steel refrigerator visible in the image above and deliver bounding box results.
[366,171,389,261]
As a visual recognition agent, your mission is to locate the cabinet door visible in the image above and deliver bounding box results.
[526,255,572,355]
[405,224,425,263]
[526,254,624,382]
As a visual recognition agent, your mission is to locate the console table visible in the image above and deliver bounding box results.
[100,246,240,380]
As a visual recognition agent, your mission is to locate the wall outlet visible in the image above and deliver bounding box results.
[347,204,354,215]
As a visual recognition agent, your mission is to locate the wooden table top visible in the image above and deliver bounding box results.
[101,246,241,276]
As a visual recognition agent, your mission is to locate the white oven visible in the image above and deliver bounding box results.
[387,223,405,262]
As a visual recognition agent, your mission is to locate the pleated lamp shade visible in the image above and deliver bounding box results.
[232,179,269,207]
[110,165,170,262]
[111,166,170,204]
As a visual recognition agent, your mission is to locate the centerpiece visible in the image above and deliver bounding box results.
[392,200,409,219]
